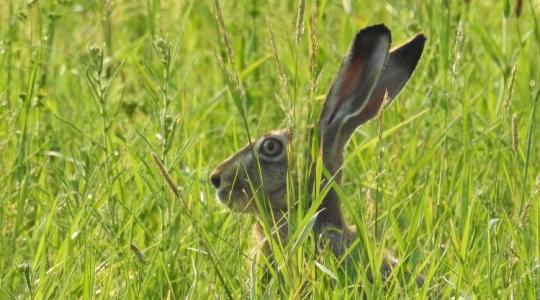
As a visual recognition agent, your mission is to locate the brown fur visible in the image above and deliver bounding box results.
[210,24,426,284]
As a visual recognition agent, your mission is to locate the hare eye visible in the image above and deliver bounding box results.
[259,138,283,158]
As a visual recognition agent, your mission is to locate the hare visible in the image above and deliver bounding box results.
[210,24,426,284]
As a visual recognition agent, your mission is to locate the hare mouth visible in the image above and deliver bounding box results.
[217,186,232,200]
[216,186,255,213]
[217,185,251,201]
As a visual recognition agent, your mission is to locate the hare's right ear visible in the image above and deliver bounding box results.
[318,24,391,167]
[318,25,425,169]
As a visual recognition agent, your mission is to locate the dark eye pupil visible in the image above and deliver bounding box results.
[261,138,282,157]
[266,141,275,152]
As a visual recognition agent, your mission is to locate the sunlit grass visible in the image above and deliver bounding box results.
[0,0,539,298]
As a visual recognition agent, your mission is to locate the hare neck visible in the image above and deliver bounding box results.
[315,179,347,231]
[310,153,348,231]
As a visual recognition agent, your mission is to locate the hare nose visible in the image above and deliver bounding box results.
[210,172,221,188]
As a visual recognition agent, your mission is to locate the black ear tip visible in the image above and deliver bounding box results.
[397,33,427,62]
[415,33,427,41]
[351,24,392,56]
[362,23,391,35]
[412,33,427,48]
[355,24,391,41]
[411,34,427,53]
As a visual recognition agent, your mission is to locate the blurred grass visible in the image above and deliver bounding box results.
[0,0,539,298]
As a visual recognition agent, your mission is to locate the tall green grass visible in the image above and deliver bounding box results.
[0,0,539,298]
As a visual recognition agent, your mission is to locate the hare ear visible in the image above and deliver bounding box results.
[318,27,426,162]
[352,33,426,127]
[318,24,391,160]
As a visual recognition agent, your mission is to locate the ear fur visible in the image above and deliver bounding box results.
[351,33,426,128]
[318,24,392,166]
[318,25,426,167]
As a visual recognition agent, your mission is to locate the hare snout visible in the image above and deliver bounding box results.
[210,166,241,198]
[209,172,221,189]
[209,146,250,190]
[209,152,256,212]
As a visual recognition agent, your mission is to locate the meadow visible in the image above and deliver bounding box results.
[1,0,539,298]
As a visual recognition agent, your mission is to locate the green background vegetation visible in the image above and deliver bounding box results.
[0,0,539,298]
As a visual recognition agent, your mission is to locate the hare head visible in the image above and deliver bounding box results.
[210,24,425,229]
[210,129,291,213]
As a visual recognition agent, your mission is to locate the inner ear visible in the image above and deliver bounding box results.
[351,33,427,126]
[321,24,391,129]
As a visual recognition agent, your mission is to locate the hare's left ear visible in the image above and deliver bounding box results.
[354,33,426,125]
[318,25,426,163]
